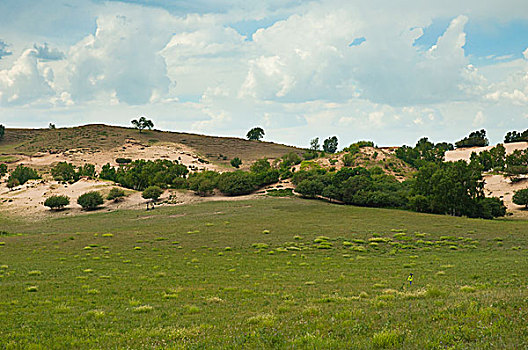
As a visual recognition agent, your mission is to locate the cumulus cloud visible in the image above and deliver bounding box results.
[66,7,174,105]
[0,48,53,106]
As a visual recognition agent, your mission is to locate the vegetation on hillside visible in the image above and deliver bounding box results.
[504,129,528,143]
[455,129,489,148]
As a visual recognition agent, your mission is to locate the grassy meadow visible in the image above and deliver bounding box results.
[0,197,527,349]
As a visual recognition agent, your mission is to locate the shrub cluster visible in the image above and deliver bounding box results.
[77,191,104,210]
[100,159,188,190]
[51,162,96,182]
[395,137,453,168]
[187,159,280,196]
[504,129,528,143]
[8,165,40,187]
[292,166,409,209]
[44,195,70,210]
[455,129,489,148]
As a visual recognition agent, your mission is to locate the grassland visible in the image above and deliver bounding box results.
[0,197,527,349]
[0,124,302,166]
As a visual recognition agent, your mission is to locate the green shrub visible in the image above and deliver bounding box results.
[115,158,132,164]
[44,195,70,210]
[0,163,7,176]
[107,188,125,201]
[188,171,218,196]
[217,171,257,196]
[9,165,40,185]
[513,189,528,208]
[142,186,163,201]
[77,164,96,178]
[230,157,242,168]
[51,162,78,182]
[77,192,104,210]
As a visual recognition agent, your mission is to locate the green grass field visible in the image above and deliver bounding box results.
[1,198,527,349]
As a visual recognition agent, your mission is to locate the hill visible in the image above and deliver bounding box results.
[0,124,303,168]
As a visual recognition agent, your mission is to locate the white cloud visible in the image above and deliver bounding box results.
[65,6,175,105]
[0,48,53,105]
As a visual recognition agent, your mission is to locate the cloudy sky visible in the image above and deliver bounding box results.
[0,0,527,147]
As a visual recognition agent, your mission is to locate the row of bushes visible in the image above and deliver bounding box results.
[44,186,163,210]
[189,159,280,196]
[99,159,188,190]
[291,162,506,219]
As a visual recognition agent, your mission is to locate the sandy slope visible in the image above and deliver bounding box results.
[444,142,528,162]
[13,138,223,172]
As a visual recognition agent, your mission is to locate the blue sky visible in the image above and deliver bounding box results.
[0,0,527,147]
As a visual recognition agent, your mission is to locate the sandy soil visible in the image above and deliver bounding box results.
[0,177,265,220]
[13,138,223,173]
[444,142,528,162]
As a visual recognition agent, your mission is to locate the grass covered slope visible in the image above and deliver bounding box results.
[0,197,527,348]
[0,124,302,166]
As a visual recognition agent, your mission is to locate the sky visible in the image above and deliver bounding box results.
[0,0,527,148]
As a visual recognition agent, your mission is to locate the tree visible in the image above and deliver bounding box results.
[107,187,125,201]
[142,186,163,201]
[0,163,7,176]
[0,124,4,141]
[77,191,104,210]
[323,136,338,153]
[49,123,56,129]
[142,185,164,210]
[131,116,154,133]
[246,127,265,141]
[230,157,242,168]
[513,189,528,208]
[44,195,70,210]
[310,137,320,151]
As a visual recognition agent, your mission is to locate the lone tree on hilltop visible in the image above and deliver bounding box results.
[0,124,5,141]
[131,116,154,133]
[246,127,265,141]
[323,136,338,153]
[513,189,528,209]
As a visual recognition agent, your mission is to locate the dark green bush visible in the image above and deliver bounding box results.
[44,195,70,210]
[217,171,257,196]
[77,192,104,210]
[116,158,132,164]
[142,186,163,201]
[513,189,528,208]
[188,171,218,196]
[230,157,242,168]
[0,163,7,176]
